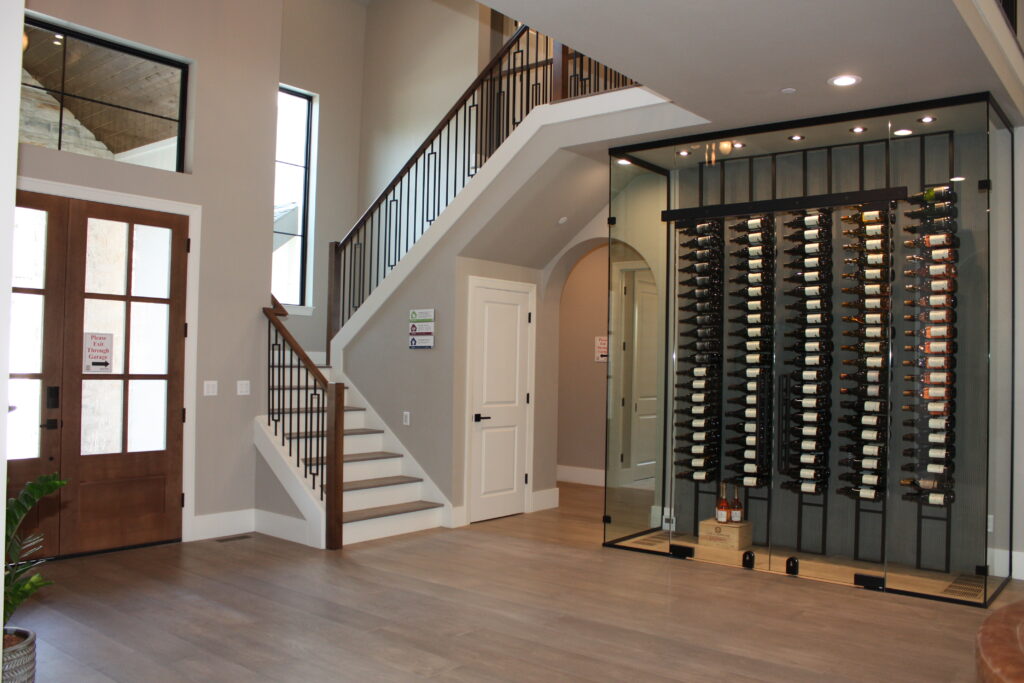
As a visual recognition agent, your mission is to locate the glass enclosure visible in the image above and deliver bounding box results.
[604,95,1014,605]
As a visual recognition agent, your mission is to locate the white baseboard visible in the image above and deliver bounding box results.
[255,509,323,549]
[188,508,255,541]
[444,505,468,528]
[556,465,604,487]
[528,487,560,512]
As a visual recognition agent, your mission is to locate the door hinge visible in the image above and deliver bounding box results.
[619,453,624,463]
[622,342,626,351]
[184,323,188,337]
[526,392,530,404]
[181,492,185,508]
[182,408,187,423]
[602,514,612,523]
[623,285,627,295]
[528,312,532,323]
[525,473,529,485]
[186,238,191,253]
[621,397,625,407]
[607,216,616,226]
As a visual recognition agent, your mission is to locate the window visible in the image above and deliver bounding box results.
[272,87,315,306]
[18,17,188,172]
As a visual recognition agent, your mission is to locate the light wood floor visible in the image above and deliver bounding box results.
[17,483,1022,682]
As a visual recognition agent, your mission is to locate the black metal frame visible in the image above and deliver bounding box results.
[22,16,189,173]
[274,86,315,307]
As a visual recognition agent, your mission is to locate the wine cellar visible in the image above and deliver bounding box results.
[603,94,1013,606]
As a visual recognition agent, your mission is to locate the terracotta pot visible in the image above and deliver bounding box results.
[2,627,36,682]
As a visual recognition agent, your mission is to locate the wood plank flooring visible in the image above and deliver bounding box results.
[15,483,1022,682]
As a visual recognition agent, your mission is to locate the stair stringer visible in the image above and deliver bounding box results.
[335,374,458,528]
[252,418,327,549]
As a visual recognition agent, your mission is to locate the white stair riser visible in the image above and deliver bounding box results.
[343,411,366,429]
[343,481,422,512]
[343,507,443,545]
[344,432,383,452]
[344,458,402,480]
[268,392,328,410]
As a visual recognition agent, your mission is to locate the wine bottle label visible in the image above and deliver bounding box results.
[923,387,947,399]
[799,398,818,408]
[694,393,708,402]
[865,284,882,295]
[748,327,764,338]
[803,229,822,240]
[744,354,759,364]
[931,249,952,261]
[745,395,757,405]
[859,488,877,499]
[927,265,947,277]
[744,436,757,445]
[805,299,822,311]
[804,257,821,268]
[804,342,823,352]
[715,508,729,523]
[742,449,757,459]
[862,210,882,222]
[799,454,817,464]
[800,440,815,450]
[927,432,946,444]
[742,476,759,487]
[862,458,880,470]
[694,367,709,378]
[749,259,763,271]
[805,242,821,254]
[862,444,880,456]
[744,422,757,433]
[744,408,757,418]
[748,301,763,311]
[694,471,709,481]
[805,356,823,366]
[802,384,819,394]
[743,463,758,473]
[866,253,885,265]
[864,269,884,280]
[865,370,881,383]
[805,286,822,296]
[865,239,884,251]
[692,457,708,468]
[747,218,763,229]
[864,342,883,353]
[693,381,707,392]
[924,357,945,369]
[865,313,883,324]
[924,234,951,247]
[863,401,881,413]
[866,357,883,368]
[864,385,881,397]
[806,313,823,324]
[798,372,816,381]
[927,449,947,459]
[926,310,947,322]
[797,482,816,493]
[926,326,949,338]
[744,368,761,378]
[864,224,884,237]
[861,415,880,426]
[803,271,821,282]
[801,427,820,437]
[929,279,951,292]
[691,406,707,415]
[749,232,763,244]
[865,327,883,338]
[748,287,763,297]
[862,474,880,486]
[741,341,757,351]
[926,401,947,412]
[864,298,882,309]
[927,493,946,505]
[860,429,879,441]
[803,215,820,227]
[693,418,707,428]
[924,418,943,430]
[748,273,763,284]
[925,464,945,476]
[748,246,763,258]
[693,432,707,442]
[926,372,949,383]
[730,509,743,522]
[800,411,817,421]
[692,445,706,455]
[805,329,821,339]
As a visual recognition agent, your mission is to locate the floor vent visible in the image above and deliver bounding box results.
[942,574,985,600]
[214,535,253,543]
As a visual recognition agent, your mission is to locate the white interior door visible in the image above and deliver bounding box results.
[467,278,533,522]
[628,269,659,484]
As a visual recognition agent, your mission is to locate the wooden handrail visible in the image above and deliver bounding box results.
[264,295,329,387]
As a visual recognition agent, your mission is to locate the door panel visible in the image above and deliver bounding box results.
[468,281,532,522]
[629,270,659,484]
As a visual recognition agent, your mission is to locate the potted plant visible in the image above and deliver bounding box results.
[4,473,65,683]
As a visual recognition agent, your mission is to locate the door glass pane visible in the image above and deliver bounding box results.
[85,218,128,295]
[83,299,125,374]
[81,380,123,455]
[6,379,41,461]
[127,380,166,452]
[12,207,47,288]
[131,225,171,298]
[129,302,169,374]
[9,293,44,374]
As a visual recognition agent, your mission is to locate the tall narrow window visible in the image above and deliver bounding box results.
[272,87,314,306]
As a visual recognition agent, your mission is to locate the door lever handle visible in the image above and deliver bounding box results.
[39,419,58,430]
[473,413,492,422]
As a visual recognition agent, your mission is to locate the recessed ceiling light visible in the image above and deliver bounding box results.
[558,216,568,225]
[616,158,632,166]
[678,150,690,156]
[918,116,936,124]
[789,135,804,141]
[828,74,861,87]
[950,176,966,182]
[733,142,745,149]
[54,34,64,39]
[894,129,913,137]
[850,126,866,134]
[781,87,797,95]
[52,40,62,46]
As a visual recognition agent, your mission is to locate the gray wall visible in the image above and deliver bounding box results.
[557,244,608,470]
[20,0,284,516]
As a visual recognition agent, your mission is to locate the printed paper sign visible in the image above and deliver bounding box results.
[409,335,434,349]
[83,332,114,373]
[595,336,608,362]
[409,309,435,323]
[409,322,434,335]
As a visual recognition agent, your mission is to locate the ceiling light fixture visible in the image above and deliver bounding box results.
[789,135,804,141]
[828,74,861,87]
[850,126,866,134]
[678,150,690,156]
[558,216,568,225]
[918,116,936,124]
[950,176,966,182]
[733,142,745,149]
[894,129,913,137]
[780,87,797,95]
[616,158,632,166]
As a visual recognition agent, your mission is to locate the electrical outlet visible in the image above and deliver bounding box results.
[237,380,251,396]
[987,514,994,533]
[203,380,218,397]
[402,411,410,426]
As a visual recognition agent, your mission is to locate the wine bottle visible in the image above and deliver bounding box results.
[681,404,713,417]
[791,424,827,438]
[841,313,886,326]
[724,475,770,488]
[784,271,827,284]
[841,326,886,340]
[794,382,829,396]
[785,327,828,340]
[687,352,722,365]
[841,209,889,225]
[737,285,769,299]
[791,369,830,383]
[786,299,827,313]
[678,341,721,353]
[729,486,744,522]
[900,401,954,416]
[692,248,722,261]
[838,384,885,399]
[735,217,770,231]
[841,297,888,311]
[681,235,721,249]
[791,437,830,452]
[677,392,722,404]
[839,471,885,487]
[905,279,957,294]
[903,371,955,386]
[687,416,722,430]
[785,213,830,229]
[715,483,731,523]
[903,309,955,324]
[727,381,761,394]
[902,430,954,445]
[792,354,831,368]
[725,407,758,420]
[904,234,959,249]
[675,443,715,456]
[729,231,769,246]
[729,299,769,313]
[787,284,831,299]
[677,470,715,482]
[836,485,882,500]
[791,340,833,354]
[793,410,830,424]
[840,443,887,458]
[791,396,829,410]
[902,346,956,361]
[794,453,828,466]
[691,287,724,300]
[840,282,890,296]
[730,245,771,259]
[679,275,714,288]
[786,256,830,271]
[842,237,888,252]
[675,457,720,470]
[677,378,713,391]
[841,356,886,370]
[907,248,958,264]
[904,202,956,221]
[678,328,718,339]
[842,223,887,238]
[728,367,765,379]
[727,448,760,461]
[733,353,771,366]
[904,325,956,340]
[901,490,955,506]
[726,434,761,447]
[839,370,884,384]
[903,263,956,279]
[679,300,717,313]
[785,467,829,481]
[902,461,954,476]
[725,462,770,475]
[782,480,826,494]
[902,216,956,234]
[734,258,768,272]
[841,268,891,282]
[738,326,772,340]
[843,254,890,268]
[839,412,887,428]
[907,186,956,205]
[784,241,828,256]
[729,312,768,325]
[840,398,888,413]
[688,365,719,379]
[840,341,887,354]
[691,221,720,235]
[791,312,832,326]
[902,386,955,400]
[899,476,952,492]
[679,261,720,275]
[839,428,885,442]
[676,431,719,444]
[694,314,722,326]
[784,227,830,243]
[728,340,769,353]
[729,272,767,286]
[903,415,955,430]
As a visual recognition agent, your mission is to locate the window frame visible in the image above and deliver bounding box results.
[22,16,189,173]
[273,86,315,307]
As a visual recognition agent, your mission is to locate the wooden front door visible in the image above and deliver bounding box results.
[7,191,188,556]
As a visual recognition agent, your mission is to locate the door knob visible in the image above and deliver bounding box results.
[473,413,492,422]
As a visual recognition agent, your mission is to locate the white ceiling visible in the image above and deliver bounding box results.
[482,0,1021,133]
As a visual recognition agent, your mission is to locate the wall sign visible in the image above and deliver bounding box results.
[83,332,114,373]
[595,336,608,362]
[409,309,435,349]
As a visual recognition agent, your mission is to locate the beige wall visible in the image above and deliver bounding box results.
[357,0,484,209]
[20,0,284,516]
[557,245,608,471]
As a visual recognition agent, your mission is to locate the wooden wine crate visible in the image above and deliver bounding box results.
[698,518,752,550]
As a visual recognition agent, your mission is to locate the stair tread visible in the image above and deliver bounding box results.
[343,475,422,491]
[343,500,442,524]
[344,451,403,463]
[285,427,383,439]
[271,406,365,414]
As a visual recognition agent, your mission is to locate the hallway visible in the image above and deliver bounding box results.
[16,483,1015,681]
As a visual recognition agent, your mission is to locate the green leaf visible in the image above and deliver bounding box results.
[5,473,65,626]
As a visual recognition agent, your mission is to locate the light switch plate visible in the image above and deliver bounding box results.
[402,411,410,426]
[203,380,218,397]
[237,380,251,396]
